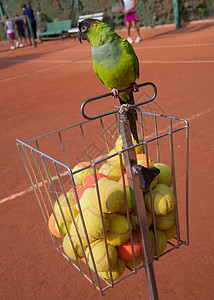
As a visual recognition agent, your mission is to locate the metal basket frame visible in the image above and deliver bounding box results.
[16,83,189,298]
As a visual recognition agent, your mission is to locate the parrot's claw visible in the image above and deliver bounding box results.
[132,82,139,92]
[119,103,130,114]
[111,88,119,98]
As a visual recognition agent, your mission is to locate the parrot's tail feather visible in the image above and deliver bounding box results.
[127,109,139,144]
[118,91,139,144]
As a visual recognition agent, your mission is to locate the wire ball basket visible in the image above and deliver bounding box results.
[16,82,189,298]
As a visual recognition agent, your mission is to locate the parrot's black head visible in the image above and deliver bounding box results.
[77,18,100,44]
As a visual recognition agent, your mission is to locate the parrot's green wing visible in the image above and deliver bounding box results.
[91,36,139,92]
[121,38,139,79]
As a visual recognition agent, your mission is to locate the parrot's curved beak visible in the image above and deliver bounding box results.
[77,31,82,44]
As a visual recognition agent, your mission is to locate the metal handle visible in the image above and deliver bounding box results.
[81,82,157,120]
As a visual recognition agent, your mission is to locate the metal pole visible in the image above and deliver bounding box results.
[119,111,159,300]
[173,0,181,29]
[0,3,10,42]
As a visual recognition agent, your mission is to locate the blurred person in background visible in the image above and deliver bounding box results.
[21,3,37,45]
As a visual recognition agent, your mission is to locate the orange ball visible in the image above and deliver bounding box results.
[48,213,61,238]
[118,231,141,261]
[137,153,153,166]
[83,172,108,186]
[73,185,94,204]
[118,173,129,187]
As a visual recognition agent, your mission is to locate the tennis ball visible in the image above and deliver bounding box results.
[137,153,154,165]
[116,186,134,214]
[118,173,129,187]
[53,193,79,233]
[69,205,109,246]
[147,209,153,227]
[93,178,124,213]
[77,206,109,240]
[118,231,141,261]
[118,174,134,214]
[99,162,122,182]
[55,218,73,236]
[154,163,173,187]
[129,212,137,231]
[72,162,93,185]
[69,218,94,247]
[149,229,167,256]
[75,186,95,211]
[85,239,118,272]
[155,209,175,230]
[83,172,108,186]
[106,213,131,246]
[99,258,126,281]
[129,210,152,230]
[108,148,125,167]
[126,256,142,269]
[144,184,175,216]
[115,133,144,155]
[165,224,177,240]
[63,233,86,260]
[48,213,61,238]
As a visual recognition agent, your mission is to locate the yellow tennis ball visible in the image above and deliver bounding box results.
[129,210,152,231]
[108,148,125,168]
[85,239,118,272]
[154,163,173,187]
[69,206,109,246]
[129,212,137,231]
[77,206,109,240]
[55,219,72,236]
[144,184,175,215]
[146,209,153,227]
[75,186,95,212]
[149,229,167,256]
[53,193,79,235]
[126,256,142,269]
[106,213,131,246]
[116,186,133,214]
[63,233,86,260]
[99,162,122,182]
[72,162,94,185]
[99,258,126,281]
[115,133,144,154]
[165,224,177,240]
[93,178,125,213]
[155,209,175,230]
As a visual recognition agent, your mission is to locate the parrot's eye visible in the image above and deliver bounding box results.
[81,25,87,32]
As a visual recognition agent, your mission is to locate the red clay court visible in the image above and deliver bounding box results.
[0,21,214,299]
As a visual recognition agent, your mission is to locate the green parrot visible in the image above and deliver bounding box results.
[77,19,140,143]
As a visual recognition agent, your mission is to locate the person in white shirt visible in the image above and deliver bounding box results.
[4,15,18,50]
[123,0,142,43]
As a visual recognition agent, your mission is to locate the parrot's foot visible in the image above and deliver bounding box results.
[119,103,130,113]
[132,82,139,92]
[111,88,119,98]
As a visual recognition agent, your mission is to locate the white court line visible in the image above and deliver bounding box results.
[1,55,214,83]
[136,42,214,49]
[0,63,65,83]
[1,106,214,205]
[71,42,214,51]
[0,170,69,204]
[139,60,214,64]
[76,60,214,64]
[1,58,72,64]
